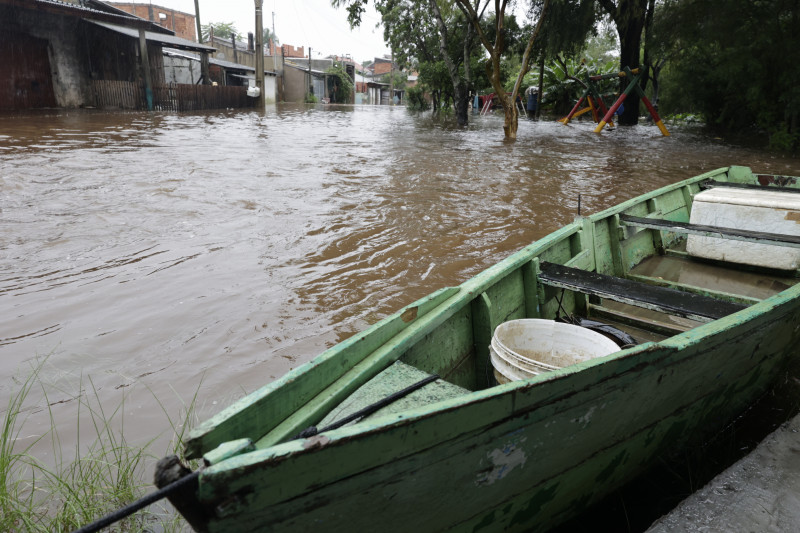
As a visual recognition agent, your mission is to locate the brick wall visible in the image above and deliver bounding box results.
[109,3,197,42]
[372,58,395,76]
[281,44,305,58]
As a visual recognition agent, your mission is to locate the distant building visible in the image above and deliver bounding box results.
[282,57,333,102]
[0,0,264,111]
[107,2,197,41]
[372,57,398,76]
[282,44,305,58]
[0,0,184,108]
[208,35,255,67]
[328,55,363,73]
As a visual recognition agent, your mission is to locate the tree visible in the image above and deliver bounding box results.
[262,27,279,46]
[422,0,483,125]
[326,62,355,103]
[641,0,682,113]
[201,22,240,43]
[456,0,550,139]
[333,0,485,126]
[659,0,799,150]
[595,0,649,125]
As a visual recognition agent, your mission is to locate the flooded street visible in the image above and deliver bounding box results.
[2,105,800,457]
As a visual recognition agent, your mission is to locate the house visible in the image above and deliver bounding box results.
[354,71,369,103]
[372,56,398,76]
[361,56,407,105]
[107,2,197,41]
[208,57,277,104]
[1,0,164,108]
[366,81,390,105]
[0,0,269,111]
[163,51,277,103]
[281,44,305,58]
[207,34,255,68]
[282,57,334,103]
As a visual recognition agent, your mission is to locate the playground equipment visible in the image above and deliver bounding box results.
[558,70,626,128]
[560,67,669,136]
[479,93,526,116]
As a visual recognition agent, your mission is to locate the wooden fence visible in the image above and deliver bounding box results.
[92,81,255,111]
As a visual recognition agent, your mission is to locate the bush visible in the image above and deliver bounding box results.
[406,86,429,111]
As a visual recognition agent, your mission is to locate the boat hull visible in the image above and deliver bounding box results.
[174,166,800,532]
[196,286,800,532]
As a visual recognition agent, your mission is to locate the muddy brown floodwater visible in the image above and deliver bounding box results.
[2,105,800,466]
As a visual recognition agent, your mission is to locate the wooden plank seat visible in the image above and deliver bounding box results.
[700,180,800,194]
[619,214,800,249]
[538,261,747,322]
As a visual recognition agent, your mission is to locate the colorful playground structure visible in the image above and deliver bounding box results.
[559,66,670,136]
[478,93,526,116]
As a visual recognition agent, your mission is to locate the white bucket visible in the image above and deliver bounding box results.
[490,319,620,384]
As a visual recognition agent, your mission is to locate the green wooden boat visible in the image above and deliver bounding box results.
[159,166,800,532]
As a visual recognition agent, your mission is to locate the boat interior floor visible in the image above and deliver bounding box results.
[318,361,469,430]
[632,250,798,301]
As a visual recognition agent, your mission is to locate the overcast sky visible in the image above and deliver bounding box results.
[130,0,391,63]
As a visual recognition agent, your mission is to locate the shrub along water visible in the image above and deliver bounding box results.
[1,359,198,532]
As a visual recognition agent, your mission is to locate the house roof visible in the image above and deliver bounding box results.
[209,56,253,71]
[89,20,215,52]
[284,61,329,77]
[106,1,195,19]
[1,0,157,29]
[164,49,277,76]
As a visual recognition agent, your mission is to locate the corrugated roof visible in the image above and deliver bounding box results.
[35,0,123,16]
[210,57,253,71]
[285,61,328,77]
[163,49,277,76]
[89,20,215,52]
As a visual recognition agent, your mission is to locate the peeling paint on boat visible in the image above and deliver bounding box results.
[477,437,528,486]
[573,406,598,427]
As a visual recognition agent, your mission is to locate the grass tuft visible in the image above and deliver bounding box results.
[1,358,198,532]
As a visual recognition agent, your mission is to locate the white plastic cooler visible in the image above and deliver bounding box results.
[686,187,800,270]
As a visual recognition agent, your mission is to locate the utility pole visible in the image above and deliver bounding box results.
[308,47,312,100]
[138,29,153,110]
[255,0,265,107]
[194,0,210,84]
[390,48,394,106]
[273,11,284,101]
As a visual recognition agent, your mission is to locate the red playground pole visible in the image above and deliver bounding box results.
[595,93,628,133]
[640,95,670,136]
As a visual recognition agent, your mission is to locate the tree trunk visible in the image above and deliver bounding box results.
[600,0,648,126]
[503,104,519,139]
[486,59,517,139]
[429,0,470,127]
[537,54,545,120]
[454,84,470,126]
[617,21,644,125]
